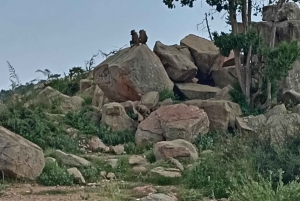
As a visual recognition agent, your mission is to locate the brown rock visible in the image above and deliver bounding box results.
[129,155,147,166]
[150,167,181,178]
[141,91,159,110]
[111,144,124,155]
[184,99,242,131]
[80,79,93,92]
[92,85,105,109]
[101,102,137,132]
[87,136,109,152]
[93,45,173,102]
[153,139,198,162]
[133,185,157,195]
[212,66,238,88]
[0,127,45,180]
[176,83,221,100]
[106,172,116,180]
[67,167,85,184]
[213,85,233,101]
[153,41,197,82]
[180,34,224,74]
[135,104,209,147]
[132,166,148,173]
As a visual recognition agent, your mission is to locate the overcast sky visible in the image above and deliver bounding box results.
[0,0,264,90]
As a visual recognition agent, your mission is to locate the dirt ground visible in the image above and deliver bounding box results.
[0,181,136,201]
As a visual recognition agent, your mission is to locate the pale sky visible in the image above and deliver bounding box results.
[0,0,263,90]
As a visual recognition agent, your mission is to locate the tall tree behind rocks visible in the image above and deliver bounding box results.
[93,45,174,102]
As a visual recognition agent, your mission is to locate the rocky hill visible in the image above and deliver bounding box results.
[1,4,300,200]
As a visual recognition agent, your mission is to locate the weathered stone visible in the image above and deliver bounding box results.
[180,34,224,74]
[133,185,157,196]
[280,59,300,92]
[264,104,287,119]
[25,86,84,113]
[213,85,233,101]
[132,166,148,173]
[150,167,181,178]
[101,102,137,132]
[175,83,220,100]
[0,127,45,180]
[92,85,105,109]
[184,99,242,131]
[93,45,173,102]
[111,144,124,155]
[279,90,300,105]
[106,172,116,180]
[212,66,238,88]
[140,193,177,201]
[263,1,300,22]
[236,114,267,135]
[135,104,209,147]
[153,139,198,162]
[169,158,184,171]
[129,155,147,166]
[153,41,197,82]
[80,79,93,92]
[265,113,300,147]
[141,91,159,110]
[54,150,91,167]
[87,136,109,152]
[67,167,85,184]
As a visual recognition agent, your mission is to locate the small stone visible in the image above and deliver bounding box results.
[106,172,116,180]
[100,171,107,178]
[111,144,124,155]
[169,158,184,171]
[129,155,147,166]
[132,166,148,173]
[67,167,86,184]
[133,185,157,195]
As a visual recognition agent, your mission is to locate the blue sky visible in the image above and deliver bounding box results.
[0,0,263,90]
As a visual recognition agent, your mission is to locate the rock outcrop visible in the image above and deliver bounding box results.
[180,34,224,74]
[0,126,45,180]
[93,45,173,102]
[135,104,209,147]
[101,102,137,132]
[153,41,197,82]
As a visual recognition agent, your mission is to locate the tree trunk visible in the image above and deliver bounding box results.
[230,0,245,95]
[260,0,285,109]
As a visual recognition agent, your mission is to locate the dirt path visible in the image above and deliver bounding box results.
[0,182,134,201]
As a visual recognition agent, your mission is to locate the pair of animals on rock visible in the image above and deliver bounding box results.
[130,29,148,47]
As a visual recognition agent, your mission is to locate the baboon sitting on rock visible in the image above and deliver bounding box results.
[130,29,148,48]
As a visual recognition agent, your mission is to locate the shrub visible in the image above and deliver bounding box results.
[0,107,78,153]
[229,82,264,116]
[159,88,179,102]
[79,166,101,183]
[38,163,74,186]
[228,170,300,201]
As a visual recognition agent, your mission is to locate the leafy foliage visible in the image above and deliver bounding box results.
[0,106,79,152]
[229,82,264,116]
[228,170,300,201]
[262,40,300,82]
[38,163,74,186]
[213,28,262,57]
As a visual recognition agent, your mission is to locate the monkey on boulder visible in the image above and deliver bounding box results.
[138,29,148,45]
[130,30,139,48]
